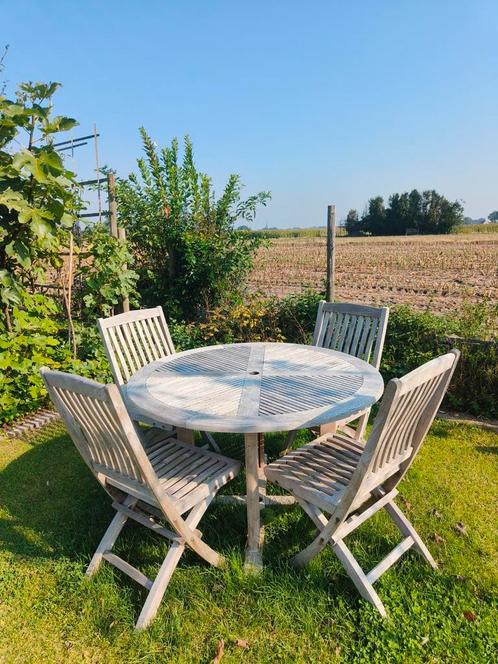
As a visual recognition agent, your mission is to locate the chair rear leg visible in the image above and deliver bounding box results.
[201,430,221,453]
[280,429,298,456]
[354,410,370,441]
[86,496,137,576]
[333,539,387,617]
[384,501,437,569]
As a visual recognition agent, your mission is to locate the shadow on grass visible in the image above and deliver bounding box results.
[476,445,497,455]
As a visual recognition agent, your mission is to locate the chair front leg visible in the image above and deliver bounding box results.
[332,539,387,617]
[135,495,219,629]
[135,540,185,630]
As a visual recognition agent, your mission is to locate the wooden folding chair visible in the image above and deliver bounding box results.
[98,307,220,451]
[266,351,459,616]
[41,368,240,629]
[282,301,389,454]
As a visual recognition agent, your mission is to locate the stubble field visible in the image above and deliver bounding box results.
[248,233,498,315]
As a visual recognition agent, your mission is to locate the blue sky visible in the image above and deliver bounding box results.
[2,1,497,226]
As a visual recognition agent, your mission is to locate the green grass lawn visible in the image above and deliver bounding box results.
[0,420,496,663]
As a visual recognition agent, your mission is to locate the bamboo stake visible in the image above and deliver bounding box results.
[118,227,130,313]
[62,232,77,359]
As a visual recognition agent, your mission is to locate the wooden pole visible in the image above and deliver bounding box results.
[326,204,336,302]
[117,227,130,313]
[107,173,118,238]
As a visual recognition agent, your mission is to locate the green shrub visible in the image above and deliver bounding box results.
[116,132,270,320]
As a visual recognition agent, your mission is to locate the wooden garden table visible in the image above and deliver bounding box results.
[124,342,384,570]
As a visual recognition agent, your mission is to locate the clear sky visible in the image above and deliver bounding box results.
[2,0,497,227]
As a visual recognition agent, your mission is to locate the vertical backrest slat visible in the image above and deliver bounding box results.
[137,320,159,362]
[312,301,327,345]
[133,319,155,364]
[371,307,389,369]
[98,307,176,387]
[313,302,389,368]
[116,323,140,376]
[356,317,373,361]
[106,326,129,383]
[348,316,364,357]
[127,321,148,368]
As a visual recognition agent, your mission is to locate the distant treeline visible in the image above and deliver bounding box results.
[346,189,464,235]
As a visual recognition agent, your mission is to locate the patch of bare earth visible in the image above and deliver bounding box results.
[247,234,498,315]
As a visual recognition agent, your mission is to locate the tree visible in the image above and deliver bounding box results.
[386,192,410,234]
[362,196,385,235]
[359,189,463,235]
[116,130,270,320]
[345,208,363,235]
[488,211,498,221]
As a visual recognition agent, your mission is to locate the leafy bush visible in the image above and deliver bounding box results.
[116,131,270,320]
[0,81,139,424]
[0,292,72,422]
[74,223,139,319]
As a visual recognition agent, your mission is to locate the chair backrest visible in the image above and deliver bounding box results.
[312,301,389,369]
[41,368,157,491]
[337,351,460,517]
[98,307,175,385]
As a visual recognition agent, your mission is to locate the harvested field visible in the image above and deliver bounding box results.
[248,233,498,314]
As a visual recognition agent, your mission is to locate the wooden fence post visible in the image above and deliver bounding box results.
[326,204,336,302]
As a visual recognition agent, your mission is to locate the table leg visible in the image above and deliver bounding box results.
[177,427,195,445]
[244,432,264,571]
[319,421,338,437]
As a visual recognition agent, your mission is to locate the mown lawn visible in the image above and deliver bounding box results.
[0,420,496,663]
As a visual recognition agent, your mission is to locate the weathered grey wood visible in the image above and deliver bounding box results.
[244,432,263,571]
[264,350,459,616]
[366,536,414,585]
[98,306,220,451]
[125,342,384,434]
[40,367,240,629]
[98,307,175,387]
[124,341,383,570]
[103,551,153,590]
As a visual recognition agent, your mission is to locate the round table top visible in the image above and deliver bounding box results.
[124,342,384,434]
